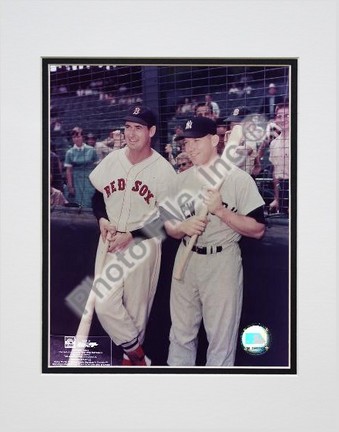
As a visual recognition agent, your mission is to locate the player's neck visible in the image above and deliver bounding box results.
[194,154,227,185]
[198,153,219,170]
[126,146,153,164]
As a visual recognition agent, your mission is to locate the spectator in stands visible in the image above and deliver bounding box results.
[224,106,258,176]
[50,151,64,192]
[118,95,128,108]
[215,118,228,156]
[191,97,198,112]
[165,143,176,169]
[176,152,193,173]
[176,97,194,117]
[99,92,117,104]
[126,95,135,106]
[182,98,194,115]
[171,125,184,144]
[50,174,68,206]
[239,82,253,96]
[136,95,143,104]
[84,87,94,96]
[50,118,63,135]
[228,82,241,97]
[252,116,283,177]
[95,129,125,162]
[165,142,182,170]
[86,133,97,147]
[50,118,70,163]
[195,102,214,119]
[58,85,68,95]
[64,126,98,207]
[110,129,126,149]
[205,94,220,119]
[267,103,290,215]
[165,125,185,169]
[260,83,284,119]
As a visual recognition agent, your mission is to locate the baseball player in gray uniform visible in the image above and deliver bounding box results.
[163,116,266,366]
[89,105,176,366]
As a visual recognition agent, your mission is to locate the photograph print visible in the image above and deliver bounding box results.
[43,58,296,374]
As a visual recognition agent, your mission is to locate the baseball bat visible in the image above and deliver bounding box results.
[173,125,243,281]
[67,237,109,366]
[172,203,208,281]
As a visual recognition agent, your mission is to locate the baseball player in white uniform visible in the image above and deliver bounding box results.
[89,105,176,366]
[163,116,266,366]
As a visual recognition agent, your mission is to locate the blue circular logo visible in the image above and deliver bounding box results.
[241,324,271,355]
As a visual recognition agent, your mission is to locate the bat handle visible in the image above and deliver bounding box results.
[173,205,209,281]
[173,234,198,281]
[67,239,108,366]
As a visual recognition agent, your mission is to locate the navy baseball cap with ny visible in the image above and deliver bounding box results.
[123,105,157,128]
[175,116,217,141]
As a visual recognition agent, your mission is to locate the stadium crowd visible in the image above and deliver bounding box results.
[51,87,289,215]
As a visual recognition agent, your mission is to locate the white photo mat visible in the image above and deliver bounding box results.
[0,1,336,431]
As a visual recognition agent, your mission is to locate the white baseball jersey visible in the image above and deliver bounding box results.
[89,147,176,231]
[89,147,176,351]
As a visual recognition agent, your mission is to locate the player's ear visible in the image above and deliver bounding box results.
[149,125,156,138]
[211,134,219,148]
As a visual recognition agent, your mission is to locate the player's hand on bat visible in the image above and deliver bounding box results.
[203,189,224,216]
[180,215,208,237]
[107,232,133,253]
[99,218,117,242]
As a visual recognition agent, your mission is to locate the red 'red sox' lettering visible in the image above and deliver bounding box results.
[132,180,142,192]
[104,178,154,204]
[117,178,125,191]
[132,180,154,204]
[104,179,125,197]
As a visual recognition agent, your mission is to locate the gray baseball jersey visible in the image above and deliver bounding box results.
[167,164,265,247]
[167,163,265,366]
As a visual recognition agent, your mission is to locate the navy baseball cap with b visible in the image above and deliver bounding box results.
[123,105,157,128]
[175,117,217,141]
[225,106,251,123]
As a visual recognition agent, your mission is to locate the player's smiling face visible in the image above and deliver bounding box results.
[184,135,218,166]
[124,122,155,152]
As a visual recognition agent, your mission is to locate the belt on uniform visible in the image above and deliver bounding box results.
[182,238,223,255]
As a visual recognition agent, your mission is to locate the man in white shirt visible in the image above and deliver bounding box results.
[268,103,290,215]
[205,94,220,119]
